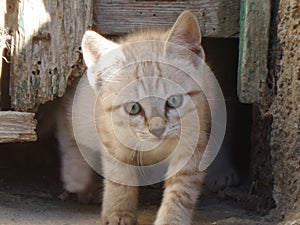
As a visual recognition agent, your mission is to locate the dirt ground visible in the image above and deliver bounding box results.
[0,167,275,225]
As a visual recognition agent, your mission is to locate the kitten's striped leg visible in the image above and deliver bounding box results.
[101,160,138,225]
[154,156,204,225]
[101,180,138,225]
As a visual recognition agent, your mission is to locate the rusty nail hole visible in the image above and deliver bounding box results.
[268,83,273,89]
[33,33,51,41]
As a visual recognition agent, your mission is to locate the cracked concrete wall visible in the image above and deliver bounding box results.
[270,0,300,219]
[251,0,300,221]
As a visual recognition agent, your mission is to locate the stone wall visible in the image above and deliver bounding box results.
[271,0,300,219]
[251,0,300,221]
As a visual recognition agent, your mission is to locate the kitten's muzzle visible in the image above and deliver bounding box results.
[148,117,166,138]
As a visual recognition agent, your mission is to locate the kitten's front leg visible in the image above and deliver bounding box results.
[154,156,204,225]
[102,180,138,225]
[101,161,138,225]
[59,140,100,203]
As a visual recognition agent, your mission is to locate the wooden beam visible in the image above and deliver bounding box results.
[237,0,272,103]
[0,0,5,110]
[0,111,37,143]
[93,0,240,38]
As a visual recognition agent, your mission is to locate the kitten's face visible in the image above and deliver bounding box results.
[97,59,202,152]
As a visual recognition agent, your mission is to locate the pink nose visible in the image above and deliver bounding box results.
[150,127,166,137]
[149,117,166,138]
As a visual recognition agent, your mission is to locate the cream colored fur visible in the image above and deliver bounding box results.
[57,11,219,224]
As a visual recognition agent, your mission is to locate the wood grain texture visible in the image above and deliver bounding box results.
[237,0,271,103]
[0,0,7,110]
[8,0,93,111]
[93,0,240,37]
[0,111,37,143]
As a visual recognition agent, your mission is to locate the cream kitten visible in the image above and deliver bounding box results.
[57,11,228,224]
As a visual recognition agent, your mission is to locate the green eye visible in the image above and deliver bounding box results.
[124,102,142,115]
[166,95,183,108]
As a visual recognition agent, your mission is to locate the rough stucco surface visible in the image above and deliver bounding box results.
[252,0,300,222]
[270,0,300,219]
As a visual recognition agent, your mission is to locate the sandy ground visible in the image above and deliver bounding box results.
[0,168,276,225]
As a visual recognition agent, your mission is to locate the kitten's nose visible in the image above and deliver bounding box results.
[151,127,166,138]
[149,117,166,138]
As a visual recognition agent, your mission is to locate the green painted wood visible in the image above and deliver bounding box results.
[238,0,272,103]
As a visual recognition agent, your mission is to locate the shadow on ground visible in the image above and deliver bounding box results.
[0,166,272,225]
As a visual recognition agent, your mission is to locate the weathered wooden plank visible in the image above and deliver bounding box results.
[0,0,5,110]
[237,0,272,103]
[8,0,93,112]
[1,0,12,111]
[0,111,37,143]
[93,0,240,37]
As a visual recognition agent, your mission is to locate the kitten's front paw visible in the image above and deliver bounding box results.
[154,219,182,225]
[102,211,136,225]
[205,166,239,192]
[78,189,102,204]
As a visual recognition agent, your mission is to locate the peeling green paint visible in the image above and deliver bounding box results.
[21,48,26,61]
[32,77,40,90]
[14,81,29,111]
[61,20,65,33]
[237,0,246,99]
[237,0,271,103]
[13,78,41,111]
[18,9,24,29]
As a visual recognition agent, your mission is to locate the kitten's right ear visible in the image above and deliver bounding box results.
[81,30,118,68]
[166,11,205,60]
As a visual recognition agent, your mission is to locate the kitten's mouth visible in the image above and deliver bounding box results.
[135,123,180,143]
[136,131,151,140]
[136,131,177,140]
[137,134,164,141]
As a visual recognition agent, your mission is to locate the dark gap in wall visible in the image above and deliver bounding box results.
[0,100,60,172]
[202,38,252,178]
[1,47,11,110]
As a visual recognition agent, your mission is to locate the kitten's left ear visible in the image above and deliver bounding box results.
[166,11,205,59]
[82,30,119,68]
[82,30,122,89]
